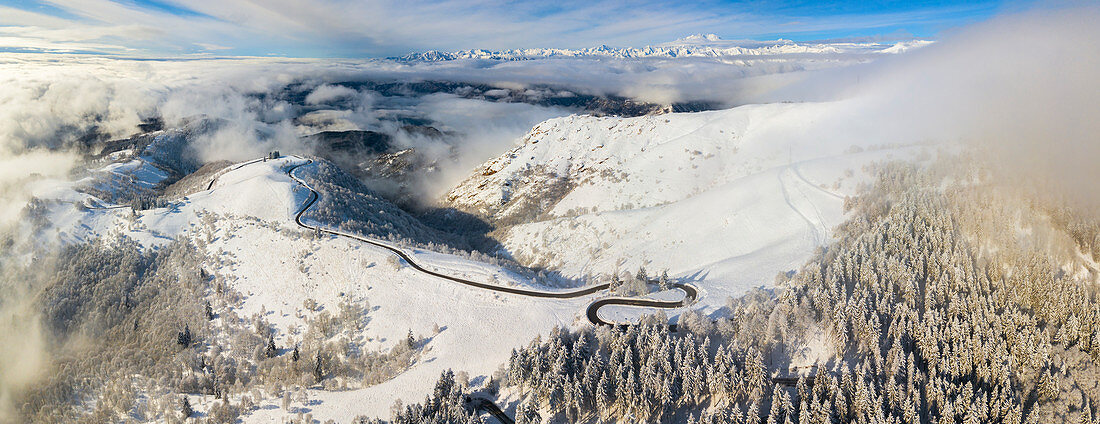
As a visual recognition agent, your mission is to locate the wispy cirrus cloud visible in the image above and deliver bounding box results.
[0,0,1009,57]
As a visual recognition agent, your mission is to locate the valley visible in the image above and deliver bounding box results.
[3,6,1096,422]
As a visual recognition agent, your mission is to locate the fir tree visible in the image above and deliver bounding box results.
[264,336,277,358]
[313,352,324,383]
[177,325,192,348]
[517,398,541,424]
[181,396,193,418]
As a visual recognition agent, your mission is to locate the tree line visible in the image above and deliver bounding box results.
[395,156,1100,423]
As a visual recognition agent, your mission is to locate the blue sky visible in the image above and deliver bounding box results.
[0,0,1021,57]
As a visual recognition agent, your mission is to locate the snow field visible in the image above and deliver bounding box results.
[449,102,932,317]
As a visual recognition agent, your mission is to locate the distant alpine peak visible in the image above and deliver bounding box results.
[394,36,931,62]
[677,33,722,42]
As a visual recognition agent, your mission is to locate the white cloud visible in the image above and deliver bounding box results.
[406,93,573,198]
[305,84,361,105]
[0,0,1000,57]
[0,48,827,212]
[0,2,1094,214]
[864,5,1100,207]
[727,4,1100,209]
[194,42,232,51]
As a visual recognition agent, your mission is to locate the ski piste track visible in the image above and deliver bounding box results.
[243,155,697,328]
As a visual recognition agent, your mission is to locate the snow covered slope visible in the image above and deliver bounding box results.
[446,102,929,305]
[22,100,928,422]
[24,153,610,421]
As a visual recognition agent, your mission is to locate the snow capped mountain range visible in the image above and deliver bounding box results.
[395,34,933,61]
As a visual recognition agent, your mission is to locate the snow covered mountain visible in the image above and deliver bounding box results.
[7,4,1098,423]
[445,101,929,302]
[396,34,932,61]
[14,92,937,422]
[24,147,593,420]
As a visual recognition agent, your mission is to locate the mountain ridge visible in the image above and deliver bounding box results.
[394,35,933,62]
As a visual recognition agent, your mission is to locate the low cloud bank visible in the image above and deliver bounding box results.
[826,5,1100,209]
[0,48,871,212]
[0,290,48,421]
[900,6,1100,209]
[0,4,1095,218]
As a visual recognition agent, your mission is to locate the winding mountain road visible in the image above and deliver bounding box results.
[85,154,698,324]
[468,397,515,424]
[282,157,697,326]
[585,284,697,328]
[206,158,265,190]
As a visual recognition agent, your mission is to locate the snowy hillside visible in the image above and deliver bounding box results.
[15,97,932,421]
[447,102,930,306]
[21,149,616,421]
[396,34,931,61]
